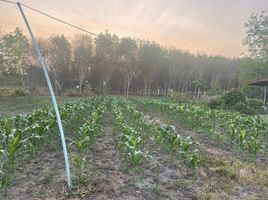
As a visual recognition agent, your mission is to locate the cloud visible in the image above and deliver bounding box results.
[0,0,267,57]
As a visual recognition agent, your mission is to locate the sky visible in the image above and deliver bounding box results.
[0,0,267,57]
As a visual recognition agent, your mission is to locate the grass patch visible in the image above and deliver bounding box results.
[0,96,83,118]
[197,154,268,199]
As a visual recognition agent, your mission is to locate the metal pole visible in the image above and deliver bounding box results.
[17,2,71,190]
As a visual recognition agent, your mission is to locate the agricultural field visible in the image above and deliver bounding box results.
[0,96,268,200]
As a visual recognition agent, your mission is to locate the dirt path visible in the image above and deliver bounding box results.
[84,112,197,199]
[83,120,136,199]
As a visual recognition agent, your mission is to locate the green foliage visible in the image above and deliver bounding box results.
[243,11,268,61]
[0,97,98,196]
[247,99,263,110]
[156,124,200,173]
[193,79,208,90]
[208,81,222,95]
[222,90,246,106]
[208,97,224,109]
[112,98,147,169]
[0,28,29,85]
[207,88,264,114]
[63,88,82,97]
[112,97,200,176]
[241,85,263,99]
[170,92,192,103]
[232,102,253,115]
[72,96,107,184]
[0,88,13,97]
[0,88,29,97]
[239,57,268,98]
[12,88,28,96]
[136,98,267,156]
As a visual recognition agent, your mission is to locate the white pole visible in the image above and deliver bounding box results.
[17,2,71,190]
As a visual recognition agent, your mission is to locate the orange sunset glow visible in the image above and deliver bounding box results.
[0,0,267,57]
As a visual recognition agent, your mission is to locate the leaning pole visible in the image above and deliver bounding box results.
[17,2,71,191]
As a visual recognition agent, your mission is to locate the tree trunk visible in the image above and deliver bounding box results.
[126,81,130,97]
[79,81,82,93]
[165,82,171,97]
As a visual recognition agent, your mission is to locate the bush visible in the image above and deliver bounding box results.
[222,90,246,106]
[207,89,264,115]
[247,99,263,110]
[208,97,224,109]
[63,88,82,96]
[242,85,263,98]
[63,87,93,97]
[232,102,254,114]
[12,89,28,96]
[83,82,93,96]
[170,92,192,103]
[0,88,12,96]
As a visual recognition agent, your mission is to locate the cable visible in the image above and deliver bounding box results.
[20,3,99,37]
[0,0,16,4]
[0,0,99,37]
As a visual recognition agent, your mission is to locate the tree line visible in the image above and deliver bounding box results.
[0,11,267,97]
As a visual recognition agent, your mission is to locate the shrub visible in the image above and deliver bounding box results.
[222,90,246,106]
[247,99,263,110]
[83,82,93,96]
[170,92,192,103]
[63,88,82,96]
[232,102,253,114]
[0,88,12,96]
[12,89,28,96]
[208,97,224,109]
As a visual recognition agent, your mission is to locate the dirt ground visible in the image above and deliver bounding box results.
[5,109,268,200]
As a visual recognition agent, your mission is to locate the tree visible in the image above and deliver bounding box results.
[243,11,268,61]
[73,34,93,93]
[0,28,29,85]
[163,48,184,96]
[193,79,207,99]
[118,37,139,97]
[93,31,119,93]
[241,11,268,97]
[239,57,266,97]
[0,27,242,96]
[47,35,72,94]
[138,41,165,96]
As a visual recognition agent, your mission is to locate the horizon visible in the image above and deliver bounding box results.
[0,0,267,58]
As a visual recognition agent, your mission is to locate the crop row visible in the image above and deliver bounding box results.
[112,97,148,169]
[112,97,200,174]
[135,98,267,155]
[0,98,95,196]
[72,96,108,183]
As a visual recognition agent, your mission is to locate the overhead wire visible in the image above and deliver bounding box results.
[0,0,99,37]
[0,0,16,5]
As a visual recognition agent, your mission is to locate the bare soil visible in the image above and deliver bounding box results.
[142,110,268,199]
[5,110,268,200]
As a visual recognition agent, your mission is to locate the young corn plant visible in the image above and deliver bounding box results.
[1,129,22,197]
[112,98,147,170]
[72,97,107,184]
[135,98,266,156]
